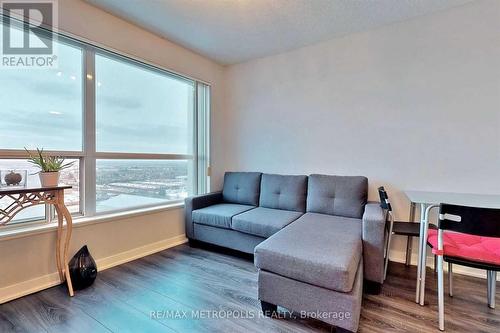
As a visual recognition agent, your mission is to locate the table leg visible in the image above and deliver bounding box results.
[62,204,74,297]
[415,203,427,303]
[54,205,64,282]
[55,203,74,297]
[419,204,437,306]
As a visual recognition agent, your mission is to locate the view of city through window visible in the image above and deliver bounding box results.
[0,159,189,221]
[96,159,190,212]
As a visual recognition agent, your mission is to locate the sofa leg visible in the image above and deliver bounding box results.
[188,239,198,247]
[335,326,354,333]
[364,280,382,295]
[260,301,278,317]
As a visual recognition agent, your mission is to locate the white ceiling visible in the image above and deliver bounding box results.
[86,0,475,65]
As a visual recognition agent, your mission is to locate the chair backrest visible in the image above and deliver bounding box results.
[438,203,500,237]
[378,186,392,211]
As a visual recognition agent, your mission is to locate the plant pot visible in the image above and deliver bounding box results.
[39,171,60,187]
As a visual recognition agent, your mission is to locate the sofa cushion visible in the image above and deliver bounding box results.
[232,207,303,238]
[222,172,262,206]
[192,204,255,229]
[259,174,308,212]
[254,213,362,292]
[306,174,368,218]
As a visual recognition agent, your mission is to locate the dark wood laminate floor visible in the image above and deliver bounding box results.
[1,244,499,333]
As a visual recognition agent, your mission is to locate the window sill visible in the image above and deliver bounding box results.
[0,202,184,242]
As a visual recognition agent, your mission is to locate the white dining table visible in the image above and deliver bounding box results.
[404,190,500,306]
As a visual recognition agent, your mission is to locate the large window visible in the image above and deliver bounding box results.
[0,39,83,151]
[95,54,193,154]
[0,18,210,225]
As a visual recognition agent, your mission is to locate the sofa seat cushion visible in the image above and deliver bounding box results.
[254,213,362,293]
[192,204,255,229]
[232,207,303,238]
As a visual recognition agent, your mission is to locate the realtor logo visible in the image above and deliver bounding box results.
[1,0,58,68]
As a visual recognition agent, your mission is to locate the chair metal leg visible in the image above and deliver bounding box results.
[384,214,394,281]
[492,272,496,309]
[407,203,416,266]
[405,236,412,266]
[438,254,445,331]
[383,223,390,259]
[434,255,437,273]
[448,262,453,297]
[487,271,491,307]
[383,237,387,258]
[487,271,496,309]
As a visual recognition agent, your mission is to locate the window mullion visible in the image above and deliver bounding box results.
[0,149,85,158]
[93,152,193,160]
[193,83,199,195]
[196,83,210,195]
[83,47,96,217]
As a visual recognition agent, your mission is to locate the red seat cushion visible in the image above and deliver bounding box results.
[427,229,500,266]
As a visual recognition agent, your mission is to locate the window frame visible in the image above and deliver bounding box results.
[0,15,211,226]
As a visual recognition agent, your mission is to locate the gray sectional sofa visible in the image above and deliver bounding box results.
[185,172,386,332]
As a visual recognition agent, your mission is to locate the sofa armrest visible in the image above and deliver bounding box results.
[184,192,223,239]
[362,202,386,284]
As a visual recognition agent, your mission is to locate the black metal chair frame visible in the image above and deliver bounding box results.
[378,186,437,280]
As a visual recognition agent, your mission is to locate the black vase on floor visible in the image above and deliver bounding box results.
[69,245,97,290]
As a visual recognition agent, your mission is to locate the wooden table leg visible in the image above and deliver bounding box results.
[54,205,64,282]
[61,204,74,297]
[55,189,74,297]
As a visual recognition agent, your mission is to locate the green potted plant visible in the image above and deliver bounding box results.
[25,148,75,187]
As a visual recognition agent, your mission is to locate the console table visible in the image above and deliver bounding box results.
[0,186,74,296]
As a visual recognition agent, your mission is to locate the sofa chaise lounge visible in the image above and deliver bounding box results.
[185,172,386,332]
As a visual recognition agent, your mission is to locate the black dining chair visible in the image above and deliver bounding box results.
[428,204,500,331]
[378,186,436,280]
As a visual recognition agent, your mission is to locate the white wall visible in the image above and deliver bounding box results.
[0,0,225,302]
[219,0,500,263]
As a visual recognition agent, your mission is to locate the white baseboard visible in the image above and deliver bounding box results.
[96,234,187,271]
[0,234,188,304]
[389,248,499,281]
[0,272,62,305]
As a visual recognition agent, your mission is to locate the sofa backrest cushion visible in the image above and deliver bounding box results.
[222,172,262,206]
[259,174,308,212]
[306,174,368,218]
